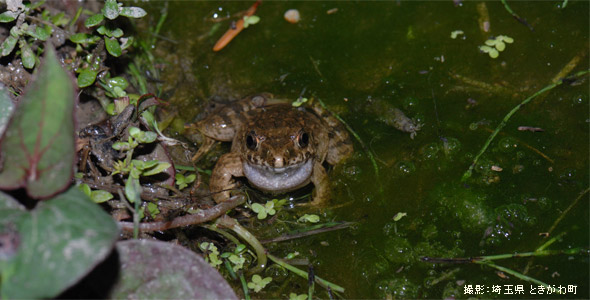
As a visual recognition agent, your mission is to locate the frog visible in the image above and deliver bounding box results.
[190,94,353,206]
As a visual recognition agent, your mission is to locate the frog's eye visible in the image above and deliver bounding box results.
[297,131,309,148]
[246,131,258,150]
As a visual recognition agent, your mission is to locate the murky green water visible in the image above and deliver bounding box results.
[142,1,588,298]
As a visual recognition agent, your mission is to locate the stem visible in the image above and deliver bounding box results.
[224,260,238,280]
[546,187,589,236]
[202,224,242,246]
[268,254,345,293]
[475,248,583,262]
[561,0,568,8]
[133,191,139,238]
[216,215,268,274]
[536,232,566,252]
[474,260,551,288]
[462,69,590,181]
[239,272,251,300]
[500,0,534,31]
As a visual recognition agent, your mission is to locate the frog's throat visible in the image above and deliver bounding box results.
[243,159,313,193]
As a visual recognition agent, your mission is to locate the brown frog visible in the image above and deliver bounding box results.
[191,94,353,205]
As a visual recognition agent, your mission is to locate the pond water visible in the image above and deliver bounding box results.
[142,1,588,298]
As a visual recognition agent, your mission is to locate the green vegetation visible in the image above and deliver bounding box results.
[0,1,587,299]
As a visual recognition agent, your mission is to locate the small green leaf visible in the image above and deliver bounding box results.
[298,214,320,223]
[488,48,499,58]
[110,28,124,38]
[0,11,17,23]
[25,25,49,41]
[77,68,99,88]
[138,131,157,144]
[142,162,171,176]
[0,36,18,56]
[393,212,407,221]
[484,39,496,46]
[450,30,464,39]
[251,203,267,219]
[112,141,129,151]
[292,97,308,107]
[69,33,100,44]
[105,103,116,115]
[9,26,21,37]
[289,293,308,300]
[50,12,69,26]
[243,15,260,28]
[0,86,14,135]
[107,76,129,90]
[495,41,506,51]
[138,160,158,170]
[103,0,121,20]
[124,176,141,203]
[128,126,142,138]
[78,183,92,197]
[146,202,160,216]
[247,275,272,292]
[119,6,147,18]
[185,174,196,183]
[497,35,514,43]
[104,37,122,57]
[90,190,114,203]
[96,25,108,35]
[84,13,104,28]
[19,40,36,69]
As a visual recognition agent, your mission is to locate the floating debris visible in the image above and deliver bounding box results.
[450,30,464,39]
[326,8,338,15]
[213,0,261,52]
[367,99,422,139]
[284,9,300,24]
[491,165,503,172]
[517,126,544,132]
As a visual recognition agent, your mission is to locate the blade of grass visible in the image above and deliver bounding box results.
[462,69,590,181]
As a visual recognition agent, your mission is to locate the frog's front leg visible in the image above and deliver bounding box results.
[210,152,244,203]
[310,161,330,206]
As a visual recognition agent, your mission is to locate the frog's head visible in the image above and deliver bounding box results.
[238,106,316,193]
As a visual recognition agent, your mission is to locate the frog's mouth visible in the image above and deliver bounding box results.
[243,159,313,193]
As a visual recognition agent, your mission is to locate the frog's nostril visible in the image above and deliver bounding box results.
[274,156,284,168]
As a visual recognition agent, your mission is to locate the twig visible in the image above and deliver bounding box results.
[118,195,245,232]
[462,69,590,181]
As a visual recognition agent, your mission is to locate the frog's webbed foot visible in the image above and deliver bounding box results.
[309,162,331,207]
[191,136,217,162]
[210,152,245,203]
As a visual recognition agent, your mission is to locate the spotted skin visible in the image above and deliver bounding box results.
[195,94,352,205]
